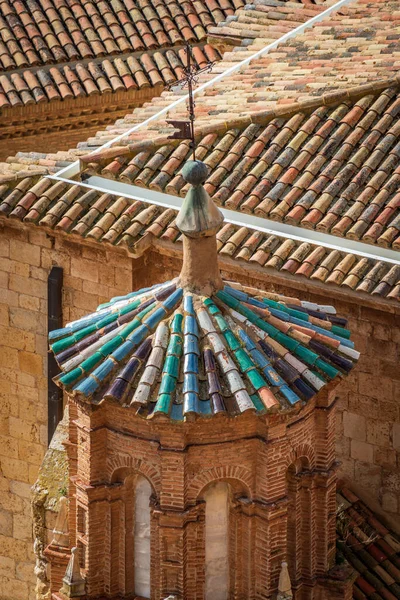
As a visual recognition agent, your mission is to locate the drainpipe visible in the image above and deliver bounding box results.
[48,266,63,444]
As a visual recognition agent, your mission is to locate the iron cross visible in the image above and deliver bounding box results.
[166,42,214,161]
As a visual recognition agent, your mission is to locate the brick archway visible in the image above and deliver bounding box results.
[187,465,253,504]
[107,453,161,495]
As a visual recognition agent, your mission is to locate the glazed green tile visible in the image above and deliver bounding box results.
[159,374,177,395]
[171,313,184,333]
[224,330,241,351]
[100,336,123,356]
[275,332,298,351]
[215,315,229,332]
[295,345,318,365]
[155,393,172,414]
[315,358,339,379]
[250,393,266,413]
[163,355,179,378]
[167,334,183,356]
[234,348,253,371]
[59,366,83,386]
[247,368,267,391]
[80,352,102,371]
[332,325,351,339]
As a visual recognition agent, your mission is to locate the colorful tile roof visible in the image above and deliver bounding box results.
[81,79,400,250]
[337,487,400,600]
[49,278,359,418]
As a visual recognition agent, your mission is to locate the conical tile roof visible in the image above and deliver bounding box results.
[49,278,359,420]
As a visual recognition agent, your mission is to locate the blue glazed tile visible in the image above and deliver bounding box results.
[183,373,199,394]
[184,353,198,374]
[184,315,199,337]
[184,295,194,314]
[184,392,198,414]
[184,334,199,355]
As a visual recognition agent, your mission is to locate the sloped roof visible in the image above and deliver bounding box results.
[49,278,358,418]
[1,171,400,302]
[78,0,400,151]
[81,79,400,250]
[337,487,400,600]
[0,0,241,108]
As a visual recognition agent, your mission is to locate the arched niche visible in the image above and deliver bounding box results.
[106,469,156,598]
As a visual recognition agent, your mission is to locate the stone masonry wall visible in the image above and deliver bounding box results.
[0,222,135,600]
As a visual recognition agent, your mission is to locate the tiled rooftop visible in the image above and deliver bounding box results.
[0,165,399,302]
[0,0,242,108]
[79,0,400,150]
[81,80,400,250]
[337,487,400,600]
[0,0,242,69]
[0,44,221,107]
[49,278,358,419]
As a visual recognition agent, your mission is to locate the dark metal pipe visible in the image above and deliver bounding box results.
[48,266,63,444]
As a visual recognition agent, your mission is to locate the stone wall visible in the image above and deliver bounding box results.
[0,222,135,600]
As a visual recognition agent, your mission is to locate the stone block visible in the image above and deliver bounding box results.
[9,417,39,443]
[0,535,27,561]
[382,471,400,495]
[380,360,400,381]
[9,481,32,499]
[378,401,399,422]
[0,458,29,483]
[366,420,390,448]
[358,373,393,400]
[354,462,381,494]
[18,294,40,312]
[382,492,398,514]
[18,440,45,466]
[0,435,19,459]
[10,307,46,334]
[71,257,99,283]
[9,274,46,299]
[393,423,400,450]
[350,440,373,463]
[18,352,43,377]
[16,561,36,584]
[10,240,40,267]
[0,304,8,326]
[0,555,15,578]
[0,573,29,600]
[343,412,366,442]
[374,447,397,468]
[0,508,12,536]
[0,346,18,370]
[13,513,32,541]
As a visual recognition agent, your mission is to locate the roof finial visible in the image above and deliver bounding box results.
[277,561,293,600]
[167,41,214,160]
[60,547,85,598]
[176,160,224,296]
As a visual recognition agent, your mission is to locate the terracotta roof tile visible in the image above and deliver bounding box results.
[337,486,400,600]
[0,167,399,303]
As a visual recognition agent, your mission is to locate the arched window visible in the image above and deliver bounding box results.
[134,475,152,598]
[204,482,230,600]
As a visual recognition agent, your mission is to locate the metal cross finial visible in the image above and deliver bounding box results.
[166,41,214,160]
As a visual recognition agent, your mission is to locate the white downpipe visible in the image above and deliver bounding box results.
[53,0,354,179]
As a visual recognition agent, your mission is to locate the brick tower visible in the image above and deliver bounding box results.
[45,161,359,600]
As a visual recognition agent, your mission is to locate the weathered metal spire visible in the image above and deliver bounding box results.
[176,161,224,296]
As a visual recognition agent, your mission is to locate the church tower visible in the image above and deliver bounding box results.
[45,160,359,600]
